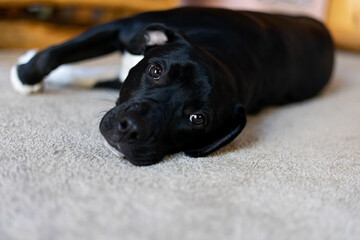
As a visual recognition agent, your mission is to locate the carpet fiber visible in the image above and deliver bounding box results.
[0,50,359,240]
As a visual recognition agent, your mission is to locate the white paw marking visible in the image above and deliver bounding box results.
[10,65,43,95]
[18,49,38,64]
[45,65,120,88]
[10,49,43,95]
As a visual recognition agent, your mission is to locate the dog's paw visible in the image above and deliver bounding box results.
[10,65,43,95]
[10,49,43,95]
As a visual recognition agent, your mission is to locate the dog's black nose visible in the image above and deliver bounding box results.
[118,115,140,142]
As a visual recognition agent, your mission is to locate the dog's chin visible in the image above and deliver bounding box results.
[103,140,163,166]
[104,140,124,157]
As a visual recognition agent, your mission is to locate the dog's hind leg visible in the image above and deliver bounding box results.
[11,21,121,94]
[44,64,121,89]
[43,50,143,89]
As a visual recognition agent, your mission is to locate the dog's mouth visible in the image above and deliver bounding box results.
[102,136,165,166]
[99,103,171,165]
[103,139,124,157]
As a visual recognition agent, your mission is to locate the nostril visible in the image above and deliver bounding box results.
[117,117,141,142]
[129,132,139,140]
[119,119,128,131]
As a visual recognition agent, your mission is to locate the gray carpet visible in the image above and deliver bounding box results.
[0,50,359,240]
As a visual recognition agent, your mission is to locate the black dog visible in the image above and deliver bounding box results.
[11,7,334,166]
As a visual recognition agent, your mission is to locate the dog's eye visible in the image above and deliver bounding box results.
[189,114,205,125]
[148,64,162,79]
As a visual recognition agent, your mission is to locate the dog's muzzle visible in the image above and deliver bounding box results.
[99,102,167,165]
[100,108,150,143]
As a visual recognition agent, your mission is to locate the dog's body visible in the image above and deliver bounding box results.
[11,7,334,165]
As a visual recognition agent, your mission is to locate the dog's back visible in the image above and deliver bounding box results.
[132,8,334,112]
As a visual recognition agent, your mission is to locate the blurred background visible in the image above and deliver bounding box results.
[0,0,359,52]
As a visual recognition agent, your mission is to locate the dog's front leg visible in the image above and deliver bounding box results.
[11,21,122,94]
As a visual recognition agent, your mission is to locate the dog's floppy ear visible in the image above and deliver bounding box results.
[124,23,186,55]
[184,104,247,158]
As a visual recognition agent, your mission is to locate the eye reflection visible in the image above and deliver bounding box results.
[148,64,162,79]
[189,114,205,125]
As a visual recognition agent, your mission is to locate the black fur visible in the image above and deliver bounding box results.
[15,8,334,165]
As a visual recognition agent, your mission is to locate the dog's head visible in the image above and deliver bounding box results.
[100,24,246,166]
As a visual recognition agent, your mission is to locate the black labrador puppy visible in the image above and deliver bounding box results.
[11,7,334,166]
